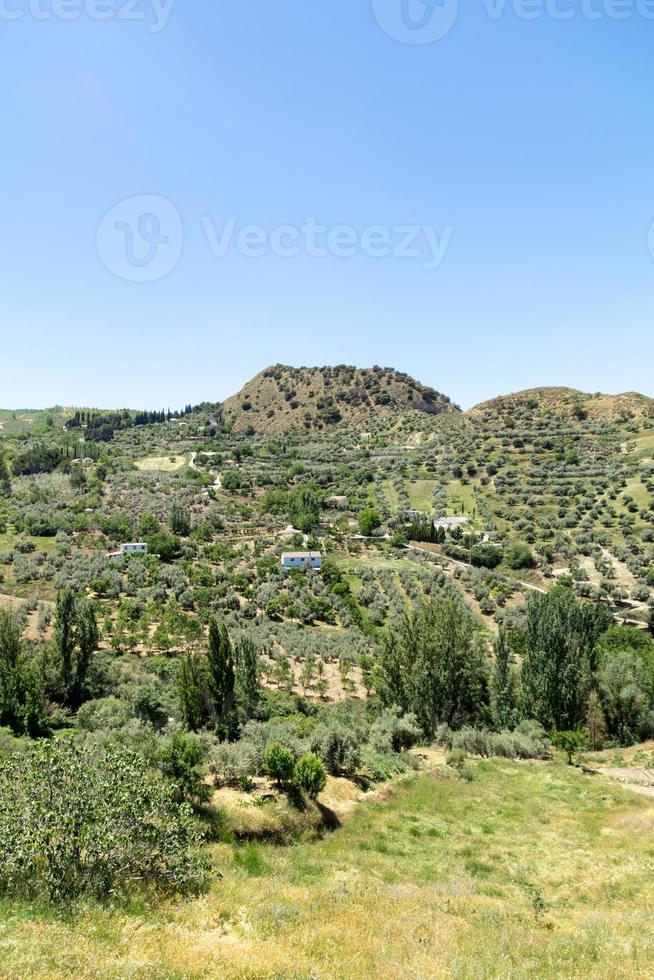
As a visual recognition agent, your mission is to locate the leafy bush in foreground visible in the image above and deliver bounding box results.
[0,742,207,903]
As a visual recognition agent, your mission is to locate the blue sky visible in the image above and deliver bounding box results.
[1,0,653,410]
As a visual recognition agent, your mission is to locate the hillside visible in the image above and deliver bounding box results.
[469,387,654,424]
[221,364,460,434]
[0,407,77,436]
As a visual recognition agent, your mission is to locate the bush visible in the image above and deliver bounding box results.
[506,543,536,570]
[294,754,327,798]
[310,720,362,775]
[157,731,211,804]
[0,742,207,904]
[471,544,503,569]
[210,740,259,787]
[437,722,550,761]
[360,749,412,782]
[263,742,296,785]
[368,708,421,754]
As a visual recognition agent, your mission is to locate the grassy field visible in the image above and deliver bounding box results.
[406,478,437,512]
[2,760,653,978]
[135,455,189,472]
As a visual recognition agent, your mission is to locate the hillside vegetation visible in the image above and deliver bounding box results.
[1,365,653,978]
[221,364,459,434]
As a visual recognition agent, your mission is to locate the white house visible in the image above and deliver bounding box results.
[107,542,149,559]
[433,517,469,531]
[281,551,322,570]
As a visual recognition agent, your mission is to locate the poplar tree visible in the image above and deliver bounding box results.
[207,618,236,739]
[491,628,518,730]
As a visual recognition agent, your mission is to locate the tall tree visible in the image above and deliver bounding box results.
[70,601,99,710]
[0,453,11,496]
[54,589,77,697]
[0,611,22,730]
[234,636,260,719]
[376,599,488,736]
[206,618,236,739]
[491,628,518,730]
[177,649,211,732]
[52,591,99,709]
[520,589,611,731]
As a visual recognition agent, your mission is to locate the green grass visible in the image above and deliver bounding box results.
[406,478,437,512]
[2,760,654,978]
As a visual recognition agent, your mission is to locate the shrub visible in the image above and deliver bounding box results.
[263,742,295,786]
[0,742,207,903]
[360,750,411,782]
[310,720,362,775]
[437,722,550,761]
[368,708,421,755]
[210,740,259,787]
[157,731,211,804]
[294,754,327,799]
[506,543,536,570]
[471,544,503,569]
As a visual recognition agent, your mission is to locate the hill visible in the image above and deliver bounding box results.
[221,364,460,434]
[0,407,77,437]
[468,387,654,424]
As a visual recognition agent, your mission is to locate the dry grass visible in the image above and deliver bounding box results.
[2,760,654,978]
[134,456,188,472]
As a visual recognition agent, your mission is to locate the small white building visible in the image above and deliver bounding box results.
[281,551,322,571]
[107,542,149,559]
[433,517,469,531]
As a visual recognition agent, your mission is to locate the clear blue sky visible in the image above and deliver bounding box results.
[1,1,653,410]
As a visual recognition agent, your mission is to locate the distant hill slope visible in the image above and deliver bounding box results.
[0,407,77,437]
[468,387,654,424]
[221,365,460,434]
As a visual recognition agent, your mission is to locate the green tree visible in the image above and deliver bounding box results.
[54,589,76,696]
[177,649,212,732]
[0,742,206,903]
[358,508,381,537]
[520,590,611,731]
[551,729,587,765]
[0,453,11,496]
[207,618,236,739]
[506,542,536,570]
[598,652,651,745]
[170,502,191,537]
[0,611,22,731]
[471,543,502,569]
[294,754,327,799]
[376,599,488,736]
[491,628,518,730]
[146,531,182,561]
[263,742,295,786]
[234,636,261,719]
[157,731,211,805]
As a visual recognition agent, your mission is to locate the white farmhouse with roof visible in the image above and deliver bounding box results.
[281,551,322,570]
